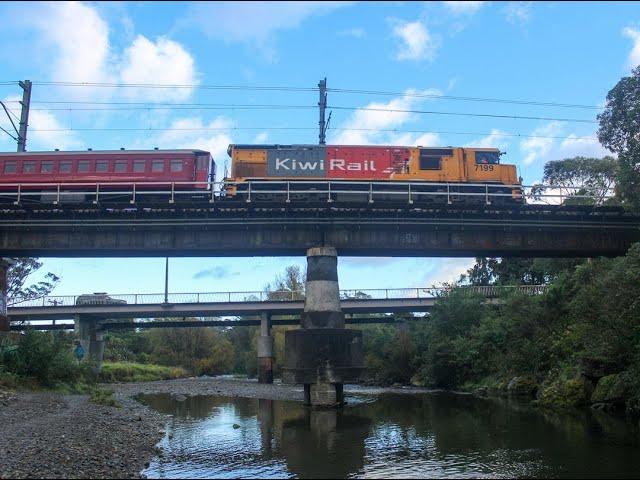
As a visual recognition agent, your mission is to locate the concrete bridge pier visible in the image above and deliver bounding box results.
[283,247,363,407]
[74,315,105,375]
[0,259,11,332]
[257,312,274,384]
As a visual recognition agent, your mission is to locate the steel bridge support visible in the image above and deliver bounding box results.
[257,312,274,384]
[74,315,105,375]
[0,259,12,332]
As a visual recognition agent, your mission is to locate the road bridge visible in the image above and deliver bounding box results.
[8,285,546,325]
[7,284,546,382]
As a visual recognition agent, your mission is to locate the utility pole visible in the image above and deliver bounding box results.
[318,77,327,145]
[17,80,32,152]
[164,257,169,304]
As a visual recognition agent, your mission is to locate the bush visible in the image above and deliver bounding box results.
[99,362,188,383]
[0,330,88,388]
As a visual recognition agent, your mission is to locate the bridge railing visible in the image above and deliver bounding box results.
[8,285,549,308]
[0,180,616,206]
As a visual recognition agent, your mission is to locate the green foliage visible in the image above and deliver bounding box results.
[0,330,88,388]
[87,387,121,408]
[99,362,187,383]
[145,325,235,376]
[7,258,60,306]
[597,65,640,210]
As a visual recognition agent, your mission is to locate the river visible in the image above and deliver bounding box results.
[138,391,640,479]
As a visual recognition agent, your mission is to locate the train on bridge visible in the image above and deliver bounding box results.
[0,144,524,205]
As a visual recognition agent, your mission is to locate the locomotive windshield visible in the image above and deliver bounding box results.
[476,151,500,164]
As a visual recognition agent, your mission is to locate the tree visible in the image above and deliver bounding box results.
[597,65,640,209]
[540,156,617,205]
[264,265,305,301]
[7,258,60,306]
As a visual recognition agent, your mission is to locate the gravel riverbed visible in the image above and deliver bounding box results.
[0,390,165,479]
[0,378,442,479]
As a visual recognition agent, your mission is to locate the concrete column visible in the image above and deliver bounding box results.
[257,312,274,384]
[75,315,105,374]
[283,246,363,408]
[301,247,344,329]
[0,259,12,332]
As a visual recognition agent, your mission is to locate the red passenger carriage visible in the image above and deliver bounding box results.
[0,149,214,191]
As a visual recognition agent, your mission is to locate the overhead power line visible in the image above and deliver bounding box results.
[1,100,596,123]
[0,80,603,110]
[329,106,596,124]
[328,88,603,110]
[26,125,597,141]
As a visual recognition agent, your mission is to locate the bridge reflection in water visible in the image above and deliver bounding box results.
[137,391,640,479]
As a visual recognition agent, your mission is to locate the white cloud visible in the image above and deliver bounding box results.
[180,1,351,59]
[392,20,439,62]
[24,2,197,102]
[504,1,532,24]
[443,1,486,15]
[134,116,234,181]
[331,88,442,145]
[623,27,640,68]
[119,35,198,101]
[519,122,563,165]
[1,95,82,151]
[29,1,114,85]
[466,128,510,151]
[519,122,610,166]
[254,132,269,143]
[420,258,475,288]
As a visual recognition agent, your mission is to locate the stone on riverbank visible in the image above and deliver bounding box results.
[591,372,630,406]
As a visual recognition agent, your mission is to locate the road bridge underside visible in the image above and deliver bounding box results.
[1,206,638,257]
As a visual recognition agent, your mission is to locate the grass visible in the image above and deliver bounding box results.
[99,362,189,383]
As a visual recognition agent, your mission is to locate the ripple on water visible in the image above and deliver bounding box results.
[139,392,640,479]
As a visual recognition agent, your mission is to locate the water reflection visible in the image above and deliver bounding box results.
[138,392,640,479]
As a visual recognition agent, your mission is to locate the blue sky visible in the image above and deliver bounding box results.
[1,1,639,297]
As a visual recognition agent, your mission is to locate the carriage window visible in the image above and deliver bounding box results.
[3,162,16,174]
[115,161,127,173]
[59,161,72,173]
[96,161,109,173]
[133,160,146,173]
[41,161,54,173]
[170,160,183,172]
[475,152,500,165]
[78,160,90,173]
[419,155,441,170]
[152,160,165,172]
[23,161,36,173]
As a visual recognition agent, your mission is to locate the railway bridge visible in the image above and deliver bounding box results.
[1,181,638,402]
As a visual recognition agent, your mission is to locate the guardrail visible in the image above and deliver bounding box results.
[0,180,615,206]
[8,285,549,308]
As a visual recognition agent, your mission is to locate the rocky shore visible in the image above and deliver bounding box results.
[0,390,165,479]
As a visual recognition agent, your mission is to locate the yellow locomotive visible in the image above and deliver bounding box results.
[225,144,523,204]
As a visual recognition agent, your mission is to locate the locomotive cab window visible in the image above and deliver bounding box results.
[78,160,90,173]
[170,160,183,172]
[59,161,72,173]
[115,161,127,173]
[419,155,442,170]
[96,161,109,173]
[23,161,36,173]
[41,161,54,173]
[133,160,146,173]
[3,161,16,174]
[152,160,165,172]
[475,152,500,165]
